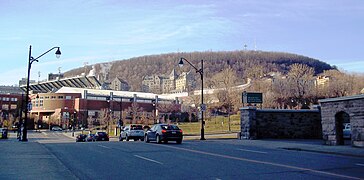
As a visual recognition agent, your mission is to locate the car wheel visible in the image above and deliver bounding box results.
[176,139,182,144]
[156,134,161,144]
[126,135,129,141]
[145,135,150,143]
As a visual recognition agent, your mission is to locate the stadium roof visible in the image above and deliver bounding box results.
[20,75,101,93]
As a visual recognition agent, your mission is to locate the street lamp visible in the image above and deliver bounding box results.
[178,57,205,140]
[22,45,61,142]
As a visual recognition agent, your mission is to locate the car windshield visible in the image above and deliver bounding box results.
[97,132,107,136]
[130,125,143,130]
[161,125,180,130]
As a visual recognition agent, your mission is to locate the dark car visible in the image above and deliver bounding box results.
[86,134,96,142]
[94,131,109,141]
[145,124,183,144]
[76,134,87,142]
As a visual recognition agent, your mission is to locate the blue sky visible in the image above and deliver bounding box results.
[1,0,363,86]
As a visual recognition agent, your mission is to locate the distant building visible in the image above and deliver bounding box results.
[0,86,23,94]
[315,75,330,87]
[142,69,194,94]
[48,73,64,81]
[18,78,35,87]
[110,77,130,91]
[175,71,195,92]
[0,93,24,125]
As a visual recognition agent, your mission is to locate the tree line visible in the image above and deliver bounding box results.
[64,50,333,92]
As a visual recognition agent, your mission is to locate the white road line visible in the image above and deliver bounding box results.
[237,148,267,154]
[134,155,163,165]
[158,145,362,180]
[98,145,111,149]
[356,163,364,167]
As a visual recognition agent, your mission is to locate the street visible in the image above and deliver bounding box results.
[1,131,364,180]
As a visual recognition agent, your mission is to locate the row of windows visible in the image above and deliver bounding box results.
[39,96,72,100]
[0,97,18,102]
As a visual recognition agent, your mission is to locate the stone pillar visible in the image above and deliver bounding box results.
[240,107,257,140]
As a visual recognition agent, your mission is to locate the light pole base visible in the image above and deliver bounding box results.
[200,137,206,140]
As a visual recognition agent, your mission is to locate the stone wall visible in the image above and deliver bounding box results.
[320,95,364,148]
[240,107,322,139]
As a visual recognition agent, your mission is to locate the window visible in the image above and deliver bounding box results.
[58,96,64,99]
[66,96,72,100]
[130,125,143,130]
[51,96,56,99]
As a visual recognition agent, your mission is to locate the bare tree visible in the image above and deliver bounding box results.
[127,102,143,124]
[287,64,315,108]
[322,70,357,97]
[211,67,238,131]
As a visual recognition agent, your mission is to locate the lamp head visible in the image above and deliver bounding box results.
[178,58,184,67]
[55,47,61,58]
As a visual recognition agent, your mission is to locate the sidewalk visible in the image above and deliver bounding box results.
[0,136,77,180]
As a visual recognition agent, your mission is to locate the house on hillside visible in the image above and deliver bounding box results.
[110,77,130,91]
[314,75,330,87]
[142,69,195,94]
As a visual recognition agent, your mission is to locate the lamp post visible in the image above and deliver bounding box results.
[22,45,61,141]
[178,57,205,140]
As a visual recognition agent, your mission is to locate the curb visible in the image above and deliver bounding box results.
[280,147,364,158]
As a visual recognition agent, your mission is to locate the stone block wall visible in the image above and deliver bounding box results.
[320,95,364,148]
[240,107,322,139]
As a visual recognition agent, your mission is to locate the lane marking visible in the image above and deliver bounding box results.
[237,148,267,154]
[98,145,111,149]
[155,144,361,180]
[134,155,163,165]
[356,163,364,167]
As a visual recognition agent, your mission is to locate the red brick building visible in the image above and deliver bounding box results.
[30,87,181,129]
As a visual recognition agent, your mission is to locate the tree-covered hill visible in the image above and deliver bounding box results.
[64,50,334,91]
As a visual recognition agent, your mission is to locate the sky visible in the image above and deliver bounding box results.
[1,0,364,86]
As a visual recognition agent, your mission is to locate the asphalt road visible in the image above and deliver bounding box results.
[3,131,364,180]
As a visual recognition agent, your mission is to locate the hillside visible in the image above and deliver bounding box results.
[64,50,334,92]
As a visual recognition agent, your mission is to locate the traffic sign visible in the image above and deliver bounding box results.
[27,103,32,111]
[200,104,207,112]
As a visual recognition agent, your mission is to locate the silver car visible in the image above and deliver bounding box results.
[119,124,144,141]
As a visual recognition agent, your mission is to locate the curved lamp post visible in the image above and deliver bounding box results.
[178,57,205,140]
[22,45,61,141]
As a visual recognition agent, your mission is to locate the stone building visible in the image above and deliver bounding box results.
[319,94,364,148]
[142,69,194,94]
[314,75,330,87]
[110,77,130,91]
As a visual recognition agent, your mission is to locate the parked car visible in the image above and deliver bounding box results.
[94,131,109,141]
[86,134,96,142]
[51,126,63,131]
[343,123,351,139]
[76,134,87,142]
[0,128,8,139]
[145,124,183,144]
[119,124,144,141]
